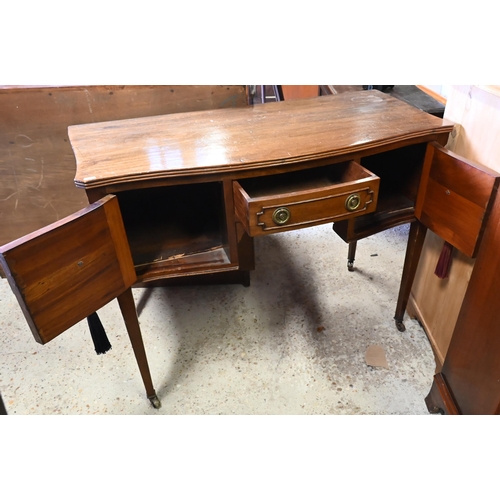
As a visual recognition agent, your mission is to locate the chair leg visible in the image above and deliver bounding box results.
[394,220,427,332]
[347,241,357,271]
[117,288,161,409]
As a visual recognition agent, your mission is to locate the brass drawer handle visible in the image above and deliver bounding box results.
[272,207,291,225]
[345,193,361,212]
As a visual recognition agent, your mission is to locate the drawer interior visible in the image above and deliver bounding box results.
[236,161,374,199]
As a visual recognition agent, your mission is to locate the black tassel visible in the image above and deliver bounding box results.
[87,312,112,355]
[0,392,7,415]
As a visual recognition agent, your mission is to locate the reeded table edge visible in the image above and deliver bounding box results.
[73,126,454,189]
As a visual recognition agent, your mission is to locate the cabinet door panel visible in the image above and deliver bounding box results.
[415,142,500,258]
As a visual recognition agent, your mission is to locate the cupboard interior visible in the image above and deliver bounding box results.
[116,182,231,281]
[334,143,427,240]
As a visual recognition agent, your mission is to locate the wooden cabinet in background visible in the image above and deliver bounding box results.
[393,142,500,335]
[425,185,500,414]
[407,86,500,368]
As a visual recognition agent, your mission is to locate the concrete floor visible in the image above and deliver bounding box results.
[0,222,437,415]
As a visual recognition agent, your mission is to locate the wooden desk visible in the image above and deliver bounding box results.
[69,91,453,288]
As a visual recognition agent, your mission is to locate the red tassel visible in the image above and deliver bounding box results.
[435,241,454,279]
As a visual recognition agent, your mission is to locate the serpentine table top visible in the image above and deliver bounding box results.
[69,91,454,189]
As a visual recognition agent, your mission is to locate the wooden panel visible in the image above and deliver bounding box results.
[432,189,500,414]
[281,85,320,100]
[0,195,134,345]
[0,85,248,247]
[407,230,474,367]
[135,248,234,283]
[415,142,500,257]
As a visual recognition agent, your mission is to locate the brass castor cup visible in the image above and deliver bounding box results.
[148,394,162,409]
[428,406,445,415]
[395,319,406,332]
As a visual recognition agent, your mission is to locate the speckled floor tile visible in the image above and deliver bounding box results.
[0,223,436,414]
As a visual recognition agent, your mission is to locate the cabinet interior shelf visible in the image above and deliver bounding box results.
[116,182,230,281]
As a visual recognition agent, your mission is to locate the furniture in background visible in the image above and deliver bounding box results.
[0,195,160,408]
[425,178,500,414]
[390,85,500,414]
[249,85,337,104]
[393,142,500,332]
[280,85,321,100]
[408,86,500,367]
[389,86,445,117]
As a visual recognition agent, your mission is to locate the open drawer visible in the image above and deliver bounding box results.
[233,161,380,237]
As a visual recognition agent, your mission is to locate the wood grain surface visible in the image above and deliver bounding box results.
[415,142,500,258]
[70,91,454,189]
[0,195,135,344]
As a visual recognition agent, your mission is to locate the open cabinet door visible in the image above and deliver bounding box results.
[0,195,160,409]
[415,142,500,258]
[394,142,500,331]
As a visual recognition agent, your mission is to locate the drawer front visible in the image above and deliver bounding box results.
[233,162,379,237]
[416,143,500,258]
